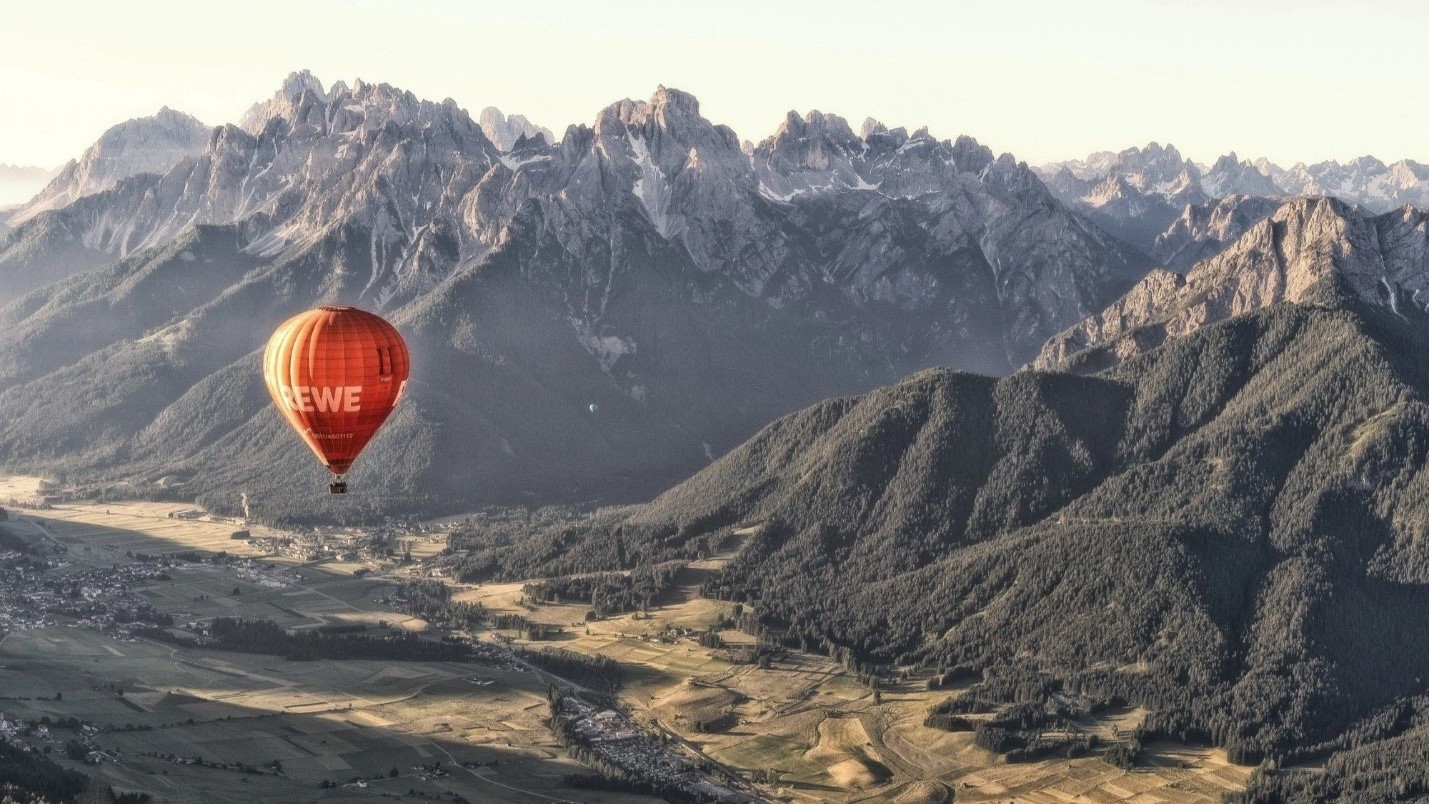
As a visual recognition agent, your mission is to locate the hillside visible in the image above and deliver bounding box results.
[459,268,1429,797]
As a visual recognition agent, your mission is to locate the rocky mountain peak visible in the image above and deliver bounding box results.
[1152,194,1282,271]
[594,87,729,147]
[1035,196,1429,371]
[1349,154,1389,172]
[1388,159,1429,185]
[478,107,556,151]
[650,84,699,115]
[282,69,327,101]
[1202,152,1282,198]
[238,70,331,134]
[776,109,858,143]
[9,106,210,224]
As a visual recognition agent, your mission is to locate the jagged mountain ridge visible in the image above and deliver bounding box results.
[1037,144,1429,262]
[1035,197,1429,372]
[10,107,210,225]
[477,107,556,151]
[1039,144,1429,215]
[0,71,508,306]
[0,72,1145,521]
[1150,194,1283,271]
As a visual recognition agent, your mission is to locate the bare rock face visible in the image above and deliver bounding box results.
[1,71,503,306]
[1035,197,1429,371]
[1152,194,1282,271]
[1037,145,1429,264]
[1201,152,1283,198]
[1040,146,1429,214]
[1036,143,1207,253]
[461,88,1145,365]
[1277,157,1429,212]
[477,107,556,151]
[10,107,209,224]
[1040,146,1429,268]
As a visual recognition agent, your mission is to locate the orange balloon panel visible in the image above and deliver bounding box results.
[262,307,410,475]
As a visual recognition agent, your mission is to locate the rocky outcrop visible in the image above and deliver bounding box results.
[1152,194,1282,271]
[478,107,556,151]
[1035,197,1429,371]
[10,107,208,224]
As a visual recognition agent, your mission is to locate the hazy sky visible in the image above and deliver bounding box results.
[2,0,1423,168]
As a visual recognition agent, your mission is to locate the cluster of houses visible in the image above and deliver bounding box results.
[0,712,109,763]
[0,550,172,636]
[552,695,756,803]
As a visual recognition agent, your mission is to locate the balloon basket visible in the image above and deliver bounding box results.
[329,478,348,494]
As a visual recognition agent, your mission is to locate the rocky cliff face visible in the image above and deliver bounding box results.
[1276,156,1429,211]
[0,71,503,305]
[10,107,209,225]
[1038,143,1207,253]
[1035,197,1429,371]
[1151,194,1282,271]
[1200,152,1283,198]
[477,107,556,151]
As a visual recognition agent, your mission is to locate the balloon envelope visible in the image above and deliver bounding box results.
[262,306,410,475]
[589,403,599,414]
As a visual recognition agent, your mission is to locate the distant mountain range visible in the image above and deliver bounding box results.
[1036,142,1429,267]
[0,71,1143,522]
[0,72,1423,525]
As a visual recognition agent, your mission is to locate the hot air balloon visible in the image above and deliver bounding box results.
[262,307,410,494]
[589,403,600,414]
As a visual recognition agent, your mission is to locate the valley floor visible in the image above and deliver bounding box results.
[0,477,1253,803]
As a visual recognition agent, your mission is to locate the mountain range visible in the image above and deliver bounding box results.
[1036,142,1429,266]
[0,71,1424,532]
[0,71,1144,522]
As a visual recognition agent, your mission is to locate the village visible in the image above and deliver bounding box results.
[551,693,759,803]
[0,546,174,638]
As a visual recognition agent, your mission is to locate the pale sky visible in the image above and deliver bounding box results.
[1,0,1424,169]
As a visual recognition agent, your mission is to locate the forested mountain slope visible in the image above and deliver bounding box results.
[461,276,1429,796]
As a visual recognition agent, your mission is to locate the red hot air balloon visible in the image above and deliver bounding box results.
[262,307,410,493]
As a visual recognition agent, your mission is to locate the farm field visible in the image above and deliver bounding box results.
[0,626,657,803]
[0,480,660,804]
[469,566,1254,803]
